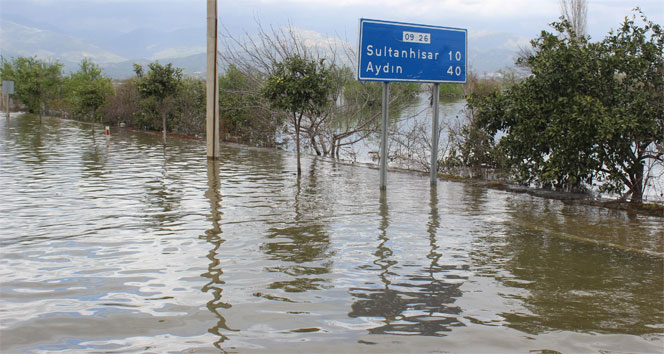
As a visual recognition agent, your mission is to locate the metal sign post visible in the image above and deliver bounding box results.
[357,19,467,189]
[380,82,389,190]
[2,81,14,119]
[430,83,440,185]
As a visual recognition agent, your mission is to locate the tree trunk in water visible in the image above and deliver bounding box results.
[162,111,167,146]
[295,122,302,176]
[333,138,340,159]
[630,162,644,203]
[311,135,321,156]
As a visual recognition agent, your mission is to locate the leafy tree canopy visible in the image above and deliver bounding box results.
[262,55,333,175]
[133,61,184,141]
[0,56,63,118]
[471,9,663,202]
[133,62,183,102]
[262,56,332,118]
[66,58,114,122]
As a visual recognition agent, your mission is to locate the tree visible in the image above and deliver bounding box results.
[595,10,663,202]
[316,66,420,158]
[102,78,140,128]
[471,11,663,203]
[560,0,588,38]
[221,23,423,159]
[517,0,587,71]
[472,20,603,191]
[219,64,279,146]
[173,77,206,136]
[0,56,63,123]
[262,55,333,176]
[133,62,183,144]
[65,58,113,122]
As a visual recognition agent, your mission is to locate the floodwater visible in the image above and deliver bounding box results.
[1,114,662,353]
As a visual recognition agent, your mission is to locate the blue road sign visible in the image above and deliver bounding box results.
[2,81,14,95]
[357,19,467,83]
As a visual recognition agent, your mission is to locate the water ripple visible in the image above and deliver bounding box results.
[1,115,662,353]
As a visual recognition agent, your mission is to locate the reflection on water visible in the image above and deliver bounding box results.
[1,114,662,353]
[202,159,233,349]
[500,198,663,336]
[348,189,466,336]
[262,161,333,295]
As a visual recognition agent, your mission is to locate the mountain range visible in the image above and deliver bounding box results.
[0,19,528,79]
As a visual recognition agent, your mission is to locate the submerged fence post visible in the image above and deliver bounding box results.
[430,83,440,186]
[380,82,390,190]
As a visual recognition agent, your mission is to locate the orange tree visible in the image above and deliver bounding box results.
[471,11,662,202]
[262,55,332,176]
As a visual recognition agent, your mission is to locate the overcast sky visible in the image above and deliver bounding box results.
[2,0,663,41]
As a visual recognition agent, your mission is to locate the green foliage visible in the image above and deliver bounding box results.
[463,72,506,97]
[102,78,140,127]
[133,62,183,135]
[262,56,332,119]
[133,62,183,102]
[445,110,506,171]
[317,66,421,158]
[173,77,206,136]
[342,73,380,108]
[391,82,420,106]
[595,10,664,201]
[65,58,114,122]
[471,10,663,201]
[337,73,420,138]
[483,21,604,190]
[0,56,63,117]
[342,76,419,110]
[134,96,163,131]
[102,75,206,136]
[220,65,277,146]
[439,83,464,99]
[442,71,514,172]
[262,55,334,175]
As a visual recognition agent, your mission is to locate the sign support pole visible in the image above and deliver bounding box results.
[380,82,389,190]
[430,83,440,186]
[206,0,220,160]
[2,80,14,120]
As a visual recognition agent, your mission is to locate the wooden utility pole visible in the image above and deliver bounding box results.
[206,0,220,159]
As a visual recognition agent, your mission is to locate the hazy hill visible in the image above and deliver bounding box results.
[94,27,205,61]
[1,18,528,79]
[101,53,207,79]
[468,30,529,74]
[0,21,126,64]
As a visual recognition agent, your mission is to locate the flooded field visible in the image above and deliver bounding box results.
[1,114,662,353]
